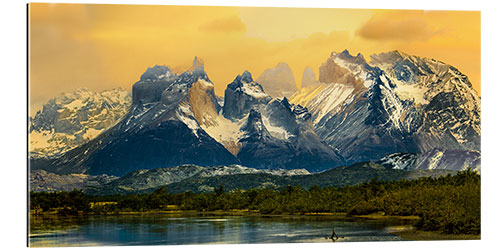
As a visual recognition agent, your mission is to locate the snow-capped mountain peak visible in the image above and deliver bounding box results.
[29,88,132,159]
[231,71,269,99]
[140,65,176,82]
[222,71,272,120]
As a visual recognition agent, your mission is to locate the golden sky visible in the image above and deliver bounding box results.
[29,3,480,114]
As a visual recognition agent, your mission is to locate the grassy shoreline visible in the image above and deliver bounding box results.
[30,209,347,217]
[391,229,480,241]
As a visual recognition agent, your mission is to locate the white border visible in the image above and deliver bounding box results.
[1,1,498,250]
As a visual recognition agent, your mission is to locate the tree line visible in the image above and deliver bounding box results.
[30,169,480,234]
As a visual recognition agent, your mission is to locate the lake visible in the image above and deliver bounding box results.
[29,214,414,247]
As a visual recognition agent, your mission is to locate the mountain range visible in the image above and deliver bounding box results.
[291,50,480,168]
[30,50,481,180]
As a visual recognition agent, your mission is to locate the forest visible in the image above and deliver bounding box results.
[30,169,480,235]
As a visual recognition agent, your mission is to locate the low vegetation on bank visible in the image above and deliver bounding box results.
[30,169,480,235]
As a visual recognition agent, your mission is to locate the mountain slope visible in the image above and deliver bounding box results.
[87,165,310,194]
[30,169,118,192]
[31,64,343,175]
[236,98,344,171]
[377,149,481,172]
[370,50,481,152]
[29,88,131,159]
[159,162,455,193]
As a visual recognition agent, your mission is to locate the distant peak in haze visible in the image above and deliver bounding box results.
[276,62,290,68]
[256,62,297,98]
[301,67,317,88]
[189,56,205,73]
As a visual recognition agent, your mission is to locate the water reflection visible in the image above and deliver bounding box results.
[29,214,410,247]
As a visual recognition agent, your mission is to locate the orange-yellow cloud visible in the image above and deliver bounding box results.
[357,14,441,41]
[199,15,246,33]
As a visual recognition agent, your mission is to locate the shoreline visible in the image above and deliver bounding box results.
[30,210,350,218]
[390,229,480,241]
[30,209,418,218]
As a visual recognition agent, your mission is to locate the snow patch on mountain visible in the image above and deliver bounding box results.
[377,153,417,170]
[233,71,269,99]
[200,114,245,155]
[290,84,327,107]
[377,149,480,172]
[262,115,291,140]
[291,83,356,124]
[175,102,200,137]
[241,84,269,99]
[394,84,429,105]
[315,84,355,123]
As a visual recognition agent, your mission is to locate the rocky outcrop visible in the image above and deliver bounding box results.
[222,71,272,120]
[237,99,344,171]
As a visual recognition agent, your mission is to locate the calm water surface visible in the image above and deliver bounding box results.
[29,214,413,247]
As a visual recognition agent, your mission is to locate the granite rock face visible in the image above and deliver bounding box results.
[222,71,272,120]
